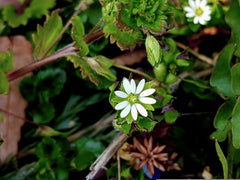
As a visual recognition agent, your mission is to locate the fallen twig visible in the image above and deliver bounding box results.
[86,131,128,180]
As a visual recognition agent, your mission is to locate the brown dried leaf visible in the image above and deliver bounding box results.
[113,49,147,66]
[0,35,33,163]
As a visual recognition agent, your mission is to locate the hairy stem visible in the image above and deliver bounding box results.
[113,64,154,80]
[7,44,77,81]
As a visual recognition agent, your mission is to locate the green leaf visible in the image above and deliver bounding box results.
[67,55,116,85]
[136,117,153,131]
[215,140,228,179]
[103,23,142,50]
[214,101,235,131]
[231,63,240,95]
[32,11,63,58]
[164,110,179,123]
[27,0,56,19]
[71,150,95,171]
[20,68,67,103]
[210,122,231,142]
[210,44,236,98]
[183,78,210,89]
[0,71,9,94]
[32,103,55,124]
[0,50,14,72]
[75,137,105,155]
[226,0,240,57]
[3,0,56,28]
[231,98,240,148]
[145,35,161,66]
[71,16,89,56]
[0,113,3,121]
[36,137,61,160]
[72,137,105,170]
[122,122,131,134]
[35,126,65,137]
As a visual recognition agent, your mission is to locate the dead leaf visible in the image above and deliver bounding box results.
[119,142,136,164]
[113,49,147,66]
[0,35,33,163]
[202,166,213,179]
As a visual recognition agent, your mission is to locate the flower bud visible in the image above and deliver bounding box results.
[154,63,167,82]
[165,72,178,84]
[175,59,191,67]
[145,35,161,66]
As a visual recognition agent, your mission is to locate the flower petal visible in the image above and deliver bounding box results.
[115,101,129,110]
[184,6,193,13]
[189,0,196,8]
[114,90,128,98]
[120,104,131,118]
[136,79,145,94]
[139,97,156,104]
[199,17,206,25]
[123,78,131,94]
[131,104,138,120]
[200,0,207,7]
[136,103,148,117]
[130,79,136,94]
[193,16,199,24]
[139,88,155,97]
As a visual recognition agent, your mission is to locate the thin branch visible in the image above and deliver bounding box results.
[0,108,39,126]
[86,131,128,180]
[176,41,215,65]
[42,2,88,57]
[117,150,121,180]
[113,64,154,80]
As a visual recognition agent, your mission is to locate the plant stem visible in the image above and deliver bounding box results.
[84,19,103,41]
[227,132,235,179]
[176,42,214,65]
[7,44,77,81]
[42,2,87,57]
[113,64,154,80]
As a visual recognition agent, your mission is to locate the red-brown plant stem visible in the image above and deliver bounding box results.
[6,29,105,82]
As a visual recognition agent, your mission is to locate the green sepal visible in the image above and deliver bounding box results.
[71,16,89,56]
[154,63,167,82]
[145,35,162,66]
[0,71,9,94]
[0,50,14,72]
[175,59,191,67]
[67,55,116,85]
[32,10,63,58]
[165,72,178,84]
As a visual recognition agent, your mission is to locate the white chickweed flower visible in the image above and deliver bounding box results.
[184,0,211,25]
[114,78,156,121]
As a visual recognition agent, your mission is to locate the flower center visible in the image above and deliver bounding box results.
[195,8,203,16]
[128,94,138,104]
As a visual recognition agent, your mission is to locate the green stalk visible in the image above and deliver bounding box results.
[227,132,235,179]
[113,64,154,80]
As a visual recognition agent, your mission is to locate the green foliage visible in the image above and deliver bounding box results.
[71,15,89,56]
[0,113,3,121]
[231,64,240,95]
[71,137,105,170]
[0,50,13,94]
[0,71,9,94]
[32,11,63,58]
[67,55,116,85]
[2,0,56,28]
[136,117,154,131]
[164,110,179,123]
[226,0,240,57]
[210,44,236,99]
[231,98,240,148]
[215,140,228,179]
